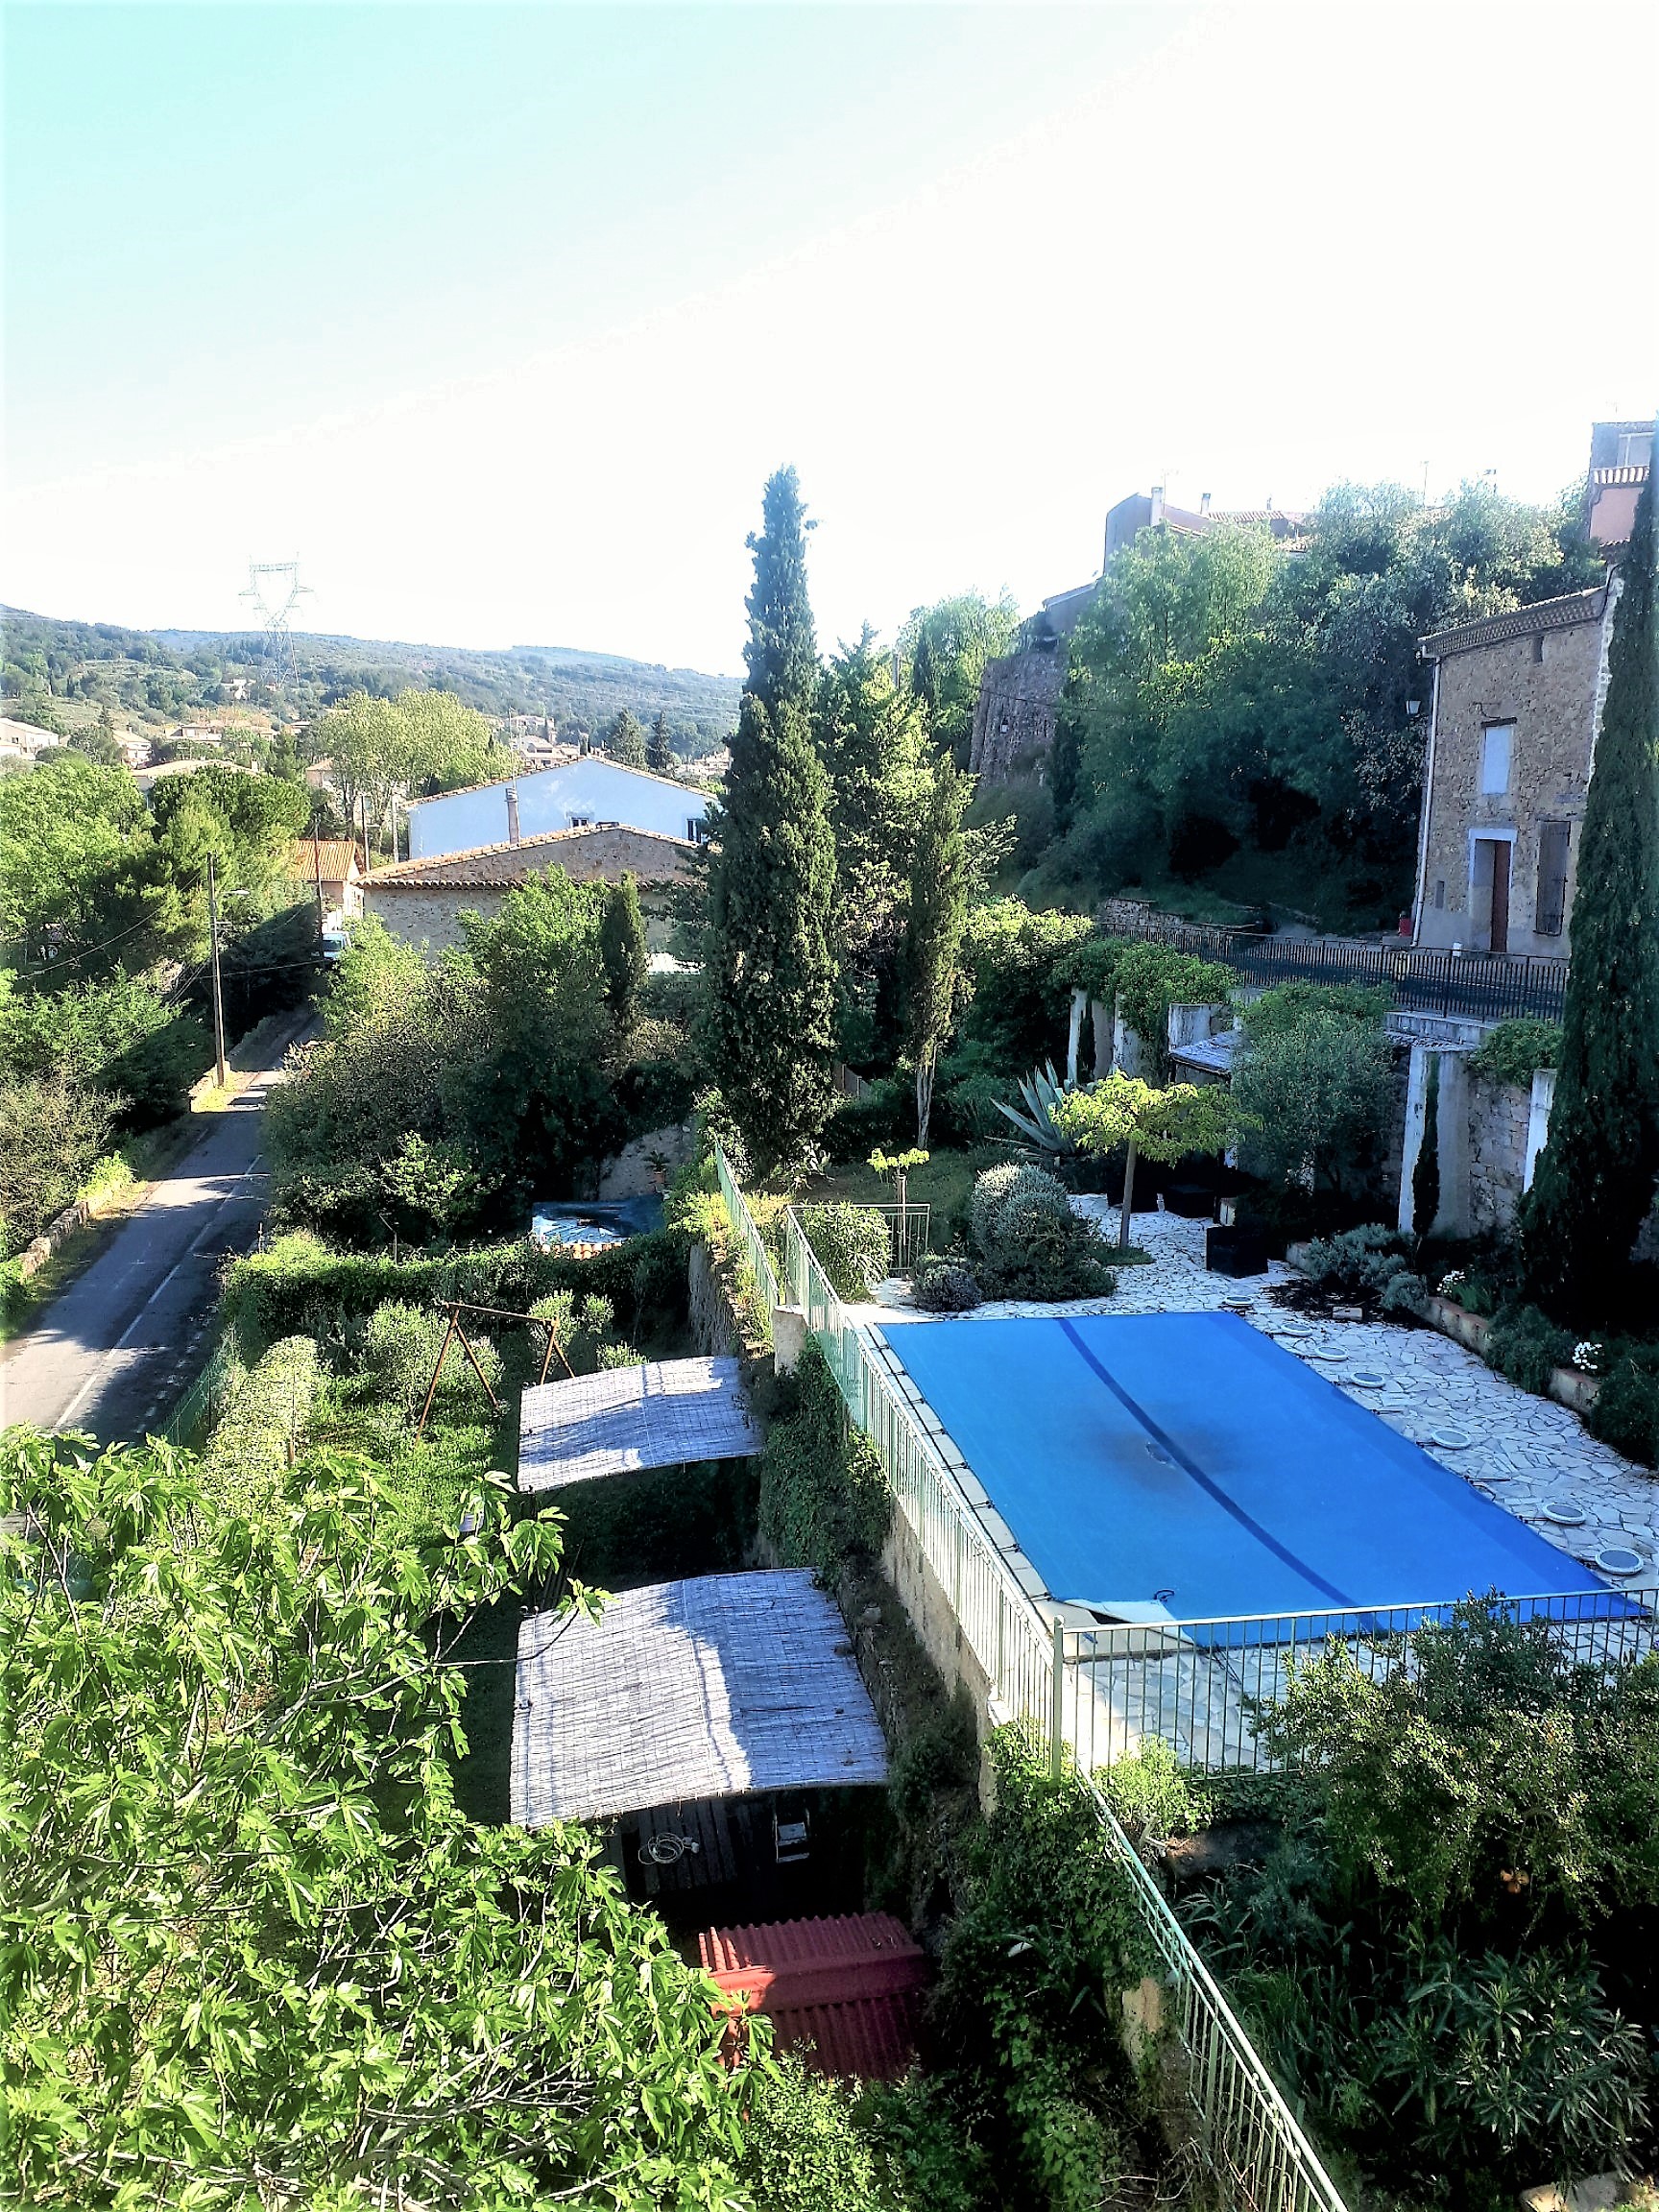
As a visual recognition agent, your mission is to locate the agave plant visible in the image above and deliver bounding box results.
[995,1062,1080,1156]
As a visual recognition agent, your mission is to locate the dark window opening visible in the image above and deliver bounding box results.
[1433,879,1446,910]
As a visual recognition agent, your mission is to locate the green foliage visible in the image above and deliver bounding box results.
[1588,1342,1659,1466]
[737,2058,915,2210]
[0,967,209,1129]
[1108,942,1234,1078]
[607,704,648,766]
[1300,1223,1426,1313]
[315,685,514,827]
[1232,998,1394,1203]
[898,591,1019,767]
[648,709,676,774]
[359,1299,503,1420]
[218,1227,687,1368]
[1484,1302,1576,1394]
[703,469,839,1171]
[0,1072,120,1245]
[759,1336,892,1582]
[955,901,1094,1075]
[599,871,649,1027]
[995,1060,1079,1158]
[198,1334,321,1514]
[1095,1736,1208,1846]
[800,1200,892,1299]
[1522,468,1659,1324]
[1254,1599,1659,1921]
[968,1163,1115,1301]
[0,1430,764,2208]
[557,1454,760,1590]
[911,1257,983,1312]
[930,1733,1155,2212]
[1237,980,1393,1040]
[902,754,973,1144]
[1469,1018,1562,1090]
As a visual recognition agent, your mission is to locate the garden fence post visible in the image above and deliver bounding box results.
[1050,1614,1065,1781]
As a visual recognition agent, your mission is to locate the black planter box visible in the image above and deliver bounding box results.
[1206,1227,1269,1278]
[1166,1183,1216,1220]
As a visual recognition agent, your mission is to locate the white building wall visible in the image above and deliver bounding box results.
[408,759,707,860]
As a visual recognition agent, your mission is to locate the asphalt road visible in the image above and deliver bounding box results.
[0,1051,293,1443]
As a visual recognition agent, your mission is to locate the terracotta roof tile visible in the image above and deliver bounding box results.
[362,824,695,890]
[700,1913,927,2082]
[1419,586,1607,660]
[285,839,362,882]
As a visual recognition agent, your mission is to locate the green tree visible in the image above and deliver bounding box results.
[1522,463,1659,1322]
[901,756,973,1145]
[607,706,648,768]
[703,469,839,1169]
[0,1430,764,2207]
[1231,999,1394,1208]
[0,1072,119,1246]
[899,592,1019,768]
[648,709,676,774]
[1054,1071,1235,1247]
[599,870,650,1030]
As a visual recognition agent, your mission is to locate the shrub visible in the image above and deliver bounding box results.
[1469,1018,1562,1090]
[970,1164,1115,1302]
[737,2056,912,2211]
[1484,1302,1575,1395]
[1588,1345,1659,1466]
[1237,981,1393,1040]
[759,1338,891,1581]
[799,1202,892,1300]
[1299,1223,1425,1313]
[823,1079,915,1161]
[0,1073,121,1243]
[361,1300,502,1422]
[199,1336,321,1515]
[1110,942,1235,1078]
[911,1258,982,1312]
[1232,1006,1394,1204]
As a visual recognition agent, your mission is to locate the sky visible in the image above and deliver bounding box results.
[4,1,1655,676]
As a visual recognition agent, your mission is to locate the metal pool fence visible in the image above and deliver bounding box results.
[1054,1590,1659,1775]
[874,1201,930,1274]
[774,1193,1350,2212]
[714,1142,781,1321]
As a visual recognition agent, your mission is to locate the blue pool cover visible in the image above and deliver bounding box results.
[879,1311,1617,1623]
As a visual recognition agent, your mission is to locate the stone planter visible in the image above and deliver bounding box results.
[1426,1296,1600,1413]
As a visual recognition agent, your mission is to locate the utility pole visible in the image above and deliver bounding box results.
[206,849,228,1091]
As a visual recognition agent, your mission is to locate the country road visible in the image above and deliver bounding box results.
[0,1043,300,1443]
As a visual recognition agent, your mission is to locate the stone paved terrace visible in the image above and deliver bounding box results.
[853,1202,1659,1582]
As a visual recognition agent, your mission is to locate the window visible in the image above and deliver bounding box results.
[1536,820,1571,936]
[1433,879,1446,910]
[1617,430,1653,469]
[687,817,708,844]
[1479,723,1513,795]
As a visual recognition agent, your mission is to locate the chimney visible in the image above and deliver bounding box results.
[505,782,521,848]
[1149,486,1165,526]
[1199,492,1212,517]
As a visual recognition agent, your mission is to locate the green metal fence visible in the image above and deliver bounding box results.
[157,1339,237,1448]
[713,1142,782,1323]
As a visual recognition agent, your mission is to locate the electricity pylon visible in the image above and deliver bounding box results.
[240,558,312,700]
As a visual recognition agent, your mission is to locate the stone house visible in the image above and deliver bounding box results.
[286,836,364,920]
[361,823,697,956]
[1409,583,1618,957]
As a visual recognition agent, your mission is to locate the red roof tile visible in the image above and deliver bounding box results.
[700,1913,927,2081]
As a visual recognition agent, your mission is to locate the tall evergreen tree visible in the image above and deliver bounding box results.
[1521,456,1659,1322]
[703,468,838,1169]
[901,755,973,1146]
[599,871,648,1030]
[647,710,675,775]
[607,708,647,768]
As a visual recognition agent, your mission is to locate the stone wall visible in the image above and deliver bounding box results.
[970,643,1064,783]
[1468,1073,1531,1235]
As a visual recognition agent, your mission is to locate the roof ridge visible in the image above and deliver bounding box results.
[363,822,697,884]
[1420,584,1607,655]
[405,754,698,811]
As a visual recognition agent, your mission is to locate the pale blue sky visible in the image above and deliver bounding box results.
[5,3,1655,670]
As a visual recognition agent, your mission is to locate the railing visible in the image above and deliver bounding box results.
[1110,907,1568,1025]
[775,1191,1348,2212]
[713,1142,781,1319]
[1056,1588,1659,1776]
[874,1202,931,1273]
[157,1339,237,1448]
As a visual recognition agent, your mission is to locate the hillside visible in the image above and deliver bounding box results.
[0,607,741,758]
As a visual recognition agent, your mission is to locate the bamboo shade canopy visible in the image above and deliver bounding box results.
[517,1357,761,1492]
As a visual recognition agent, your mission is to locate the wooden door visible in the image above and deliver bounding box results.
[1490,839,1510,954]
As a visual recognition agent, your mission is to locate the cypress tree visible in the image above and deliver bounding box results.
[607,708,647,768]
[1521,457,1659,1322]
[647,711,675,775]
[703,468,838,1170]
[599,872,648,1030]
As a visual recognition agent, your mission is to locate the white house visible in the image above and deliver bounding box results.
[405,757,708,860]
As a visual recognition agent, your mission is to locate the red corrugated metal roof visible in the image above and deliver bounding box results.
[700,1913,927,2081]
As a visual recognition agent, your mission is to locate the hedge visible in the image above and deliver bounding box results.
[220,1228,689,1365]
[198,1335,321,1516]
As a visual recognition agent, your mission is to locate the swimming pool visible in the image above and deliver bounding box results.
[878,1310,1616,1623]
